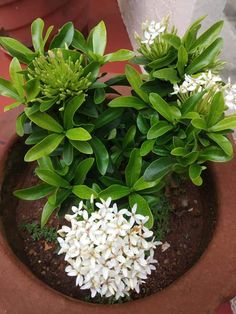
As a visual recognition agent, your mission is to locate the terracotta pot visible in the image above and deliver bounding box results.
[0,0,88,46]
[0,110,236,314]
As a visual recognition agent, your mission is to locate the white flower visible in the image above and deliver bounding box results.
[224,78,236,110]
[139,19,167,46]
[57,198,160,300]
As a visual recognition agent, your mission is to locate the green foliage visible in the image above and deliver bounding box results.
[21,222,57,242]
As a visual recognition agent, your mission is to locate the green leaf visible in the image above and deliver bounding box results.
[104,49,134,62]
[43,25,54,47]
[14,183,55,200]
[153,68,179,84]
[147,121,173,139]
[199,146,232,162]
[99,184,130,201]
[94,88,106,104]
[49,22,74,49]
[191,20,224,51]
[16,113,27,136]
[144,157,175,181]
[140,139,155,156]
[137,113,149,135]
[177,45,188,76]
[72,185,98,199]
[192,118,207,130]
[209,116,236,132]
[207,91,225,127]
[41,201,58,227]
[37,156,54,171]
[108,96,147,110]
[125,149,142,187]
[0,37,35,64]
[125,65,149,103]
[25,79,40,102]
[9,57,24,98]
[39,98,57,112]
[149,93,174,123]
[189,164,204,186]
[181,92,204,115]
[31,18,44,53]
[25,109,63,133]
[24,134,64,162]
[72,29,88,53]
[182,16,206,50]
[186,38,223,74]
[92,20,107,55]
[133,176,160,192]
[162,33,181,49]
[129,193,153,229]
[90,137,109,175]
[64,94,85,129]
[62,140,73,165]
[35,169,70,188]
[0,78,20,100]
[148,47,177,69]
[171,147,187,156]
[95,108,123,129]
[66,127,91,141]
[123,125,136,149]
[74,158,94,184]
[70,140,93,154]
[4,101,22,112]
[207,133,233,156]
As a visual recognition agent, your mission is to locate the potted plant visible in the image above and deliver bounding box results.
[0,15,236,313]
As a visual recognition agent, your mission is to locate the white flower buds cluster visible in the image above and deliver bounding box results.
[140,20,166,46]
[57,198,161,300]
[224,78,236,111]
[172,71,222,95]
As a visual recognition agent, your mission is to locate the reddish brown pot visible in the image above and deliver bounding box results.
[0,110,236,314]
[0,0,88,46]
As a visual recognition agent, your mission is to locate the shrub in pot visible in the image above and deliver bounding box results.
[0,15,236,306]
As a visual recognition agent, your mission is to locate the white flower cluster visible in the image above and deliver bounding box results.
[224,78,236,110]
[140,20,166,46]
[172,71,222,95]
[57,198,160,300]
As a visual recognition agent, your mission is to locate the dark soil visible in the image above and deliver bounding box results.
[0,139,217,303]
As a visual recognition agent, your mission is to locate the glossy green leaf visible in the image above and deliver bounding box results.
[129,193,153,229]
[37,156,54,171]
[35,169,70,188]
[104,49,134,62]
[148,47,177,69]
[72,29,88,53]
[41,201,58,227]
[162,33,181,49]
[0,78,20,100]
[0,37,35,64]
[182,16,206,50]
[181,92,204,114]
[16,113,27,136]
[25,79,40,102]
[72,185,98,199]
[186,38,223,74]
[95,108,123,129]
[149,93,174,123]
[74,158,94,184]
[191,20,224,51]
[123,125,136,149]
[92,20,107,55]
[144,157,175,181]
[31,18,44,53]
[62,140,73,165]
[66,127,91,141]
[140,139,155,156]
[94,88,105,104]
[99,184,130,200]
[177,45,188,76]
[108,96,147,110]
[192,118,207,130]
[64,94,85,129]
[90,137,109,175]
[209,116,236,132]
[207,91,225,127]
[24,134,64,162]
[133,176,160,191]
[9,57,24,98]
[25,109,63,133]
[14,183,55,200]
[125,149,142,187]
[125,65,149,103]
[49,22,74,49]
[39,98,57,112]
[147,121,173,139]
[207,133,233,156]
[70,140,93,154]
[171,147,187,156]
[199,146,232,162]
[153,68,179,84]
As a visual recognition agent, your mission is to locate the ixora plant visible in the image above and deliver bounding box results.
[1,16,236,301]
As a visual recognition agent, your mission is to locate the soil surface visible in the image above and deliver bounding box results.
[1,139,217,303]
